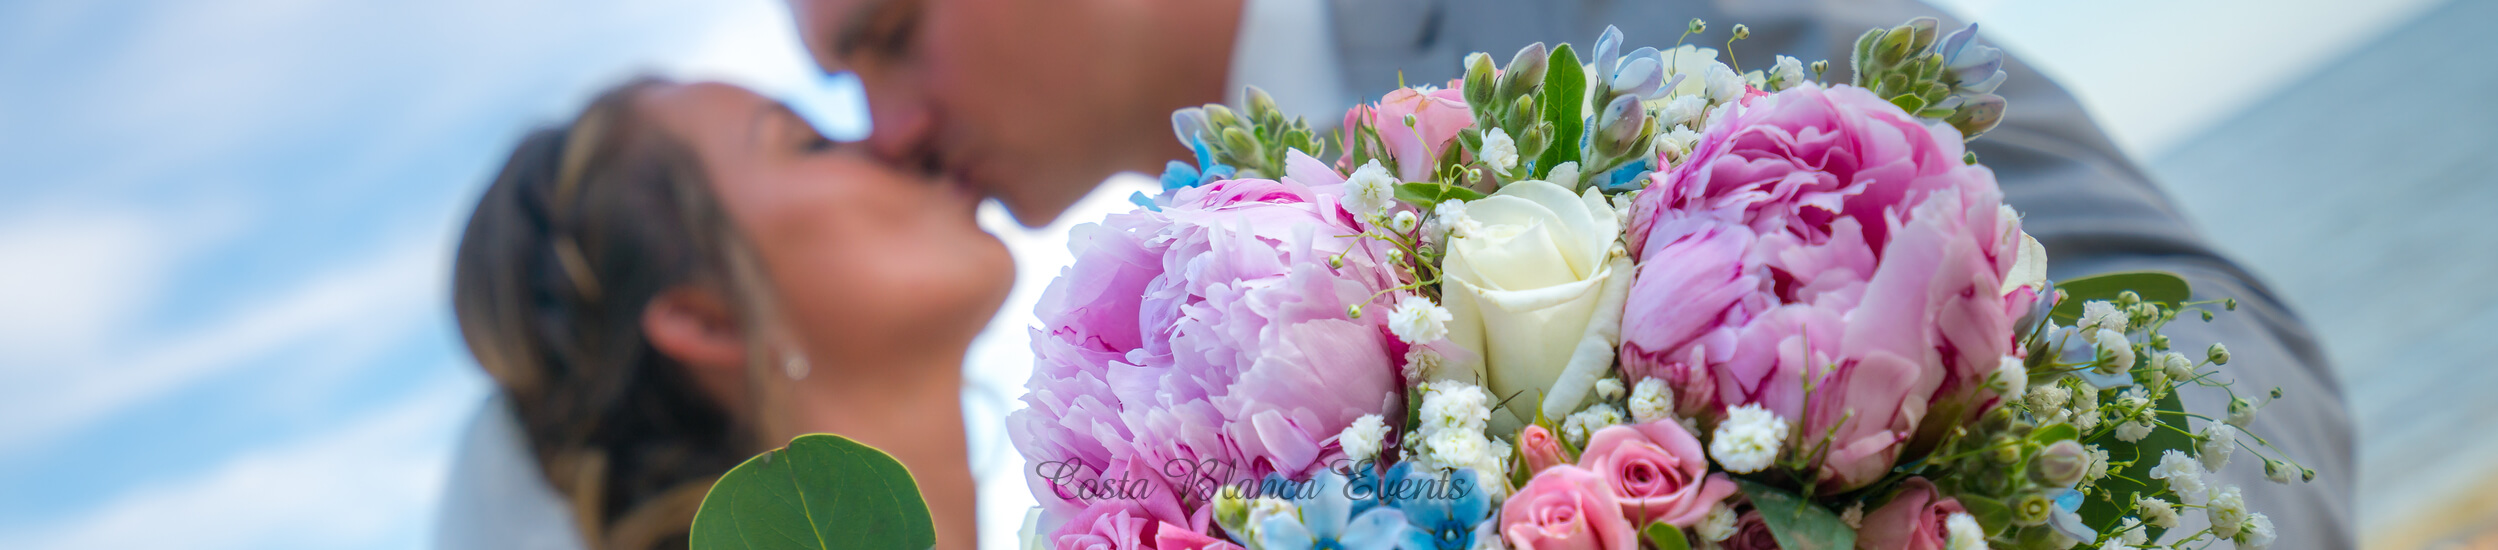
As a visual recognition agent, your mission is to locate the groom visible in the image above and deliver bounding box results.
[789,0,2353,546]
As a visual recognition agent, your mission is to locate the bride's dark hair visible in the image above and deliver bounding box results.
[452,78,774,550]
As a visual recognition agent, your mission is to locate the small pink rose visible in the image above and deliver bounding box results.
[1725,510,1781,550]
[1501,465,1638,550]
[1152,521,1245,550]
[1520,424,1570,474]
[1053,504,1153,550]
[1856,478,1968,550]
[1576,421,1740,527]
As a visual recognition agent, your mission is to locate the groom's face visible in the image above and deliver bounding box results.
[792,0,1201,226]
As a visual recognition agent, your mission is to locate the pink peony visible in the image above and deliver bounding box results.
[1342,86,1474,182]
[1576,421,1739,527]
[1856,478,1969,550]
[1519,424,1570,474]
[1619,83,2034,492]
[1501,465,1639,550]
[1010,151,1409,521]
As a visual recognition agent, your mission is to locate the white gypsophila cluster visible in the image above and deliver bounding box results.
[2200,423,2239,471]
[1989,355,2028,400]
[2150,449,2211,505]
[2136,496,2179,530]
[2095,329,2136,375]
[1710,404,1789,474]
[1839,503,1865,529]
[2207,485,2248,539]
[2229,396,2263,428]
[2116,517,2148,547]
[1594,378,1625,401]
[1662,95,1708,128]
[1561,403,1626,445]
[2115,419,2154,443]
[1481,127,1520,174]
[2080,300,2129,336]
[1628,378,1675,423]
[1245,497,1297,540]
[2240,513,2277,550]
[1344,159,1398,218]
[1703,61,1746,105]
[1610,191,1638,227]
[1420,381,1491,433]
[2072,386,2103,431]
[1403,347,1446,382]
[2028,385,2071,424]
[1768,55,1806,90]
[1944,513,1986,550]
[2158,352,2194,382]
[1697,502,1739,542]
[1431,199,1482,241]
[1389,210,1421,234]
[1412,380,1508,486]
[1655,125,1704,166]
[1388,295,1453,345]
[2085,445,2112,484]
[2265,457,2298,484]
[1338,414,1389,462]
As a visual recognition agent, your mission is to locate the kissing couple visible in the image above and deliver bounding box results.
[434,0,2346,549]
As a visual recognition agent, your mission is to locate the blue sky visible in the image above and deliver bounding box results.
[0,0,2460,548]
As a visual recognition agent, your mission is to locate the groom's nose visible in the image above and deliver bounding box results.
[860,75,939,173]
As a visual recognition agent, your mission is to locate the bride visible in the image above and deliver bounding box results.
[434,78,1005,550]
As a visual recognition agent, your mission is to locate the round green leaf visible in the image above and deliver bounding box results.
[690,434,937,550]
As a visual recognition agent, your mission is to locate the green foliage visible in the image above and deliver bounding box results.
[2080,390,2192,540]
[690,434,937,550]
[1395,182,1489,209]
[1533,44,1585,179]
[1185,87,1325,180]
[1644,522,1693,550]
[1737,479,1856,550]
[2048,271,2192,324]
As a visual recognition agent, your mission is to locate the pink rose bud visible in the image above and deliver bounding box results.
[1576,421,1739,527]
[1520,425,1571,474]
[1856,477,1971,550]
[1726,510,1781,550]
[1502,466,1638,550]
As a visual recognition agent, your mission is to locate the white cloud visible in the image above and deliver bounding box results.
[0,373,487,550]
[0,237,446,450]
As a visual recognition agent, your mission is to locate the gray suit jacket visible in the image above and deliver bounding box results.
[1318,0,2353,547]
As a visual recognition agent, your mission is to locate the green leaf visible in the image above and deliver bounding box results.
[1644,522,1693,550]
[2079,390,2192,540]
[690,434,937,550]
[1395,182,1487,208]
[2049,271,2192,324]
[1958,494,2014,536]
[1736,479,1856,550]
[2027,423,2078,446]
[1533,43,1584,178]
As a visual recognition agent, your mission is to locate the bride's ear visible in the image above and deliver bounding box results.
[643,285,748,377]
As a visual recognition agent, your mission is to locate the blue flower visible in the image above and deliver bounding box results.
[1260,471,1413,550]
[1386,463,1493,550]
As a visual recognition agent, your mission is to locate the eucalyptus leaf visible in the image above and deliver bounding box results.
[1534,43,1584,178]
[2049,271,2192,323]
[1644,522,1693,550]
[1958,494,2014,536]
[1736,479,1856,550]
[689,434,937,550]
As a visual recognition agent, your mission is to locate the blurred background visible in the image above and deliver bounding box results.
[0,0,2489,548]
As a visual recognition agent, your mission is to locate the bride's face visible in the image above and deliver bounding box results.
[641,82,1012,369]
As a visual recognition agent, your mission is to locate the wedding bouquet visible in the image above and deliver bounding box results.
[1010,18,2313,550]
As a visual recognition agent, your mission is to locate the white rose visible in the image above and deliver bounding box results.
[1440,179,1634,431]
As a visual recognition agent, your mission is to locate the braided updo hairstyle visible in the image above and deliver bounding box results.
[452,78,776,550]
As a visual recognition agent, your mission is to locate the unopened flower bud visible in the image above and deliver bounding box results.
[2264,458,2297,484]
[1346,304,1363,318]
[1688,18,1707,34]
[1212,485,1252,533]
[1810,59,1830,79]
[1731,24,1751,40]
[1989,435,2021,465]
[2033,439,2088,486]
[2228,396,2261,427]
[2208,343,2232,365]
[2117,290,2141,305]
[2012,493,2053,526]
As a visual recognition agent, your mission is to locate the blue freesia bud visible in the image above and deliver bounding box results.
[1610,56,1665,100]
[1591,25,1624,76]
[1160,160,1201,191]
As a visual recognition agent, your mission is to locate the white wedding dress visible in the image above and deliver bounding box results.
[431,394,588,550]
